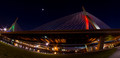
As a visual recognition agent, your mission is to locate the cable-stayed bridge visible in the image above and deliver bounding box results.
[1,7,120,52]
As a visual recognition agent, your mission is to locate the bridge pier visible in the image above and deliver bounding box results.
[97,36,104,51]
[85,44,89,52]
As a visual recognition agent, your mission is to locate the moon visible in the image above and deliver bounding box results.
[42,8,44,11]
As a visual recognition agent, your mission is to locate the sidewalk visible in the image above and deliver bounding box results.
[109,47,120,58]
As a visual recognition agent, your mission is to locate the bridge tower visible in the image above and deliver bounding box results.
[82,7,104,51]
[8,17,18,32]
[82,6,100,30]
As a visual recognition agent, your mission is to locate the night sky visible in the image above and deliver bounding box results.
[0,0,120,30]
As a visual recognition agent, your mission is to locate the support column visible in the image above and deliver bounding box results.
[97,36,104,51]
[85,44,89,52]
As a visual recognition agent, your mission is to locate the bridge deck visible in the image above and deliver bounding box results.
[1,29,120,34]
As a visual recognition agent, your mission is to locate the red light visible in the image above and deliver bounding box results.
[85,16,89,30]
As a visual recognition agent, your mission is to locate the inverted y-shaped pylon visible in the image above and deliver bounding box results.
[8,17,18,32]
[82,6,100,29]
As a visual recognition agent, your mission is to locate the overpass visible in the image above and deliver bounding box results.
[1,29,120,51]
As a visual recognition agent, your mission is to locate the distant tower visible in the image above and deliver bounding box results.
[8,17,18,32]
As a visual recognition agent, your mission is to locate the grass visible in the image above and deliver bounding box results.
[0,41,117,58]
